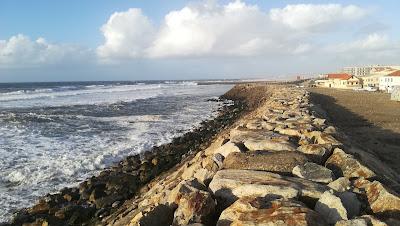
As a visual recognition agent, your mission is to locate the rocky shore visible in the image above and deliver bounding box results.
[5,84,400,226]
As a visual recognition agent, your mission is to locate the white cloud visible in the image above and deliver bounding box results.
[97,8,155,60]
[0,34,90,68]
[328,33,391,52]
[270,4,366,30]
[97,1,373,60]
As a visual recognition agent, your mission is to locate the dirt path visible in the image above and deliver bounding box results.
[309,88,400,176]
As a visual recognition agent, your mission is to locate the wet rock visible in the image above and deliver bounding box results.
[209,169,328,208]
[325,148,375,179]
[335,219,368,226]
[223,151,308,174]
[297,144,333,164]
[293,162,335,183]
[217,196,326,226]
[243,137,296,152]
[315,191,348,224]
[27,200,50,215]
[328,177,351,192]
[214,141,241,158]
[365,181,400,217]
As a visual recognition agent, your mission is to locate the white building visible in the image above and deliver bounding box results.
[379,70,400,93]
[342,65,400,77]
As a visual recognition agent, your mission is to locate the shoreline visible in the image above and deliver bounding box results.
[5,84,259,225]
[6,83,400,226]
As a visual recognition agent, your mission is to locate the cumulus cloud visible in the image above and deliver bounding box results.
[97,8,155,60]
[269,4,366,30]
[0,34,90,68]
[98,1,371,60]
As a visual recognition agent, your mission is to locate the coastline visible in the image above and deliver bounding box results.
[6,83,400,226]
[5,84,258,225]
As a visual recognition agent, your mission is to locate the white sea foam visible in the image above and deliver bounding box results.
[0,82,232,222]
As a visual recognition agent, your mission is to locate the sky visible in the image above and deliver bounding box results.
[0,0,399,82]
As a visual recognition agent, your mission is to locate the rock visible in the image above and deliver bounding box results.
[297,144,333,164]
[209,169,329,208]
[315,191,348,224]
[213,153,224,169]
[335,219,368,226]
[324,126,337,134]
[328,177,351,192]
[214,141,241,158]
[274,126,302,137]
[229,127,289,144]
[217,196,326,226]
[325,148,375,179]
[338,192,361,218]
[358,215,388,226]
[173,189,215,226]
[167,179,216,225]
[306,131,342,146]
[365,181,400,217]
[243,137,296,152]
[27,200,50,214]
[130,204,175,226]
[193,168,215,186]
[223,152,308,174]
[245,118,269,130]
[292,162,335,183]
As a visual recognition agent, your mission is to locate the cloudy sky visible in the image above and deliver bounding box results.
[0,0,399,82]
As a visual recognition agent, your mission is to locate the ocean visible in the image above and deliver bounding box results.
[0,81,232,221]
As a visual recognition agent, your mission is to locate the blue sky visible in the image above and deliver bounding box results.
[0,0,399,82]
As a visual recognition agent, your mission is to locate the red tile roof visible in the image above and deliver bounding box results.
[327,73,352,80]
[388,70,400,77]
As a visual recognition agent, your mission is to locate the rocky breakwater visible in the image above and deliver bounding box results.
[99,84,400,226]
[5,95,246,225]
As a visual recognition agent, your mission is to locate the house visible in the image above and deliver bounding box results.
[323,73,362,89]
[379,70,400,93]
[362,67,398,89]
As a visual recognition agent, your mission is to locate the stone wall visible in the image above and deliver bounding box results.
[102,85,400,226]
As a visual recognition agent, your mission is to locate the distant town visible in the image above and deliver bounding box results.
[312,65,400,101]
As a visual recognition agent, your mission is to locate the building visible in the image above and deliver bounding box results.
[379,70,400,93]
[315,73,362,89]
[342,65,400,77]
[342,66,372,77]
[361,67,398,88]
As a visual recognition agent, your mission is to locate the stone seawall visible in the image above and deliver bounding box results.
[101,84,400,226]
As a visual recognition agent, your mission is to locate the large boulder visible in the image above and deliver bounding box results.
[325,148,375,179]
[223,152,309,174]
[297,144,333,164]
[243,138,296,152]
[217,196,326,226]
[229,127,289,143]
[293,162,335,183]
[209,169,329,208]
[365,181,400,218]
[315,191,348,224]
[167,179,216,225]
[214,141,241,158]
